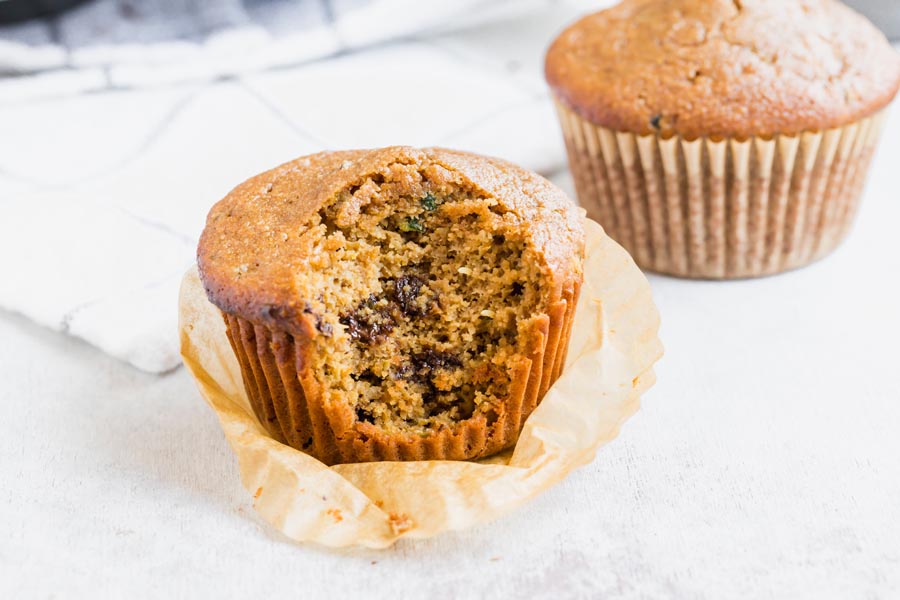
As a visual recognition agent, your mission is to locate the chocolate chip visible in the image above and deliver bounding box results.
[355,407,375,424]
[339,296,396,345]
[417,349,462,370]
[352,369,382,385]
[650,114,663,130]
[392,275,425,316]
[339,312,394,345]
[397,348,462,383]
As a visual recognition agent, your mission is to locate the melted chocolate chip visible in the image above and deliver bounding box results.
[339,274,435,346]
[396,348,462,384]
[414,349,462,371]
[352,370,383,385]
[392,275,425,316]
[355,407,375,424]
[340,312,394,345]
[339,297,396,345]
[511,281,524,297]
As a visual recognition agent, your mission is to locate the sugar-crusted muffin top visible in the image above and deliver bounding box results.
[197,146,585,335]
[545,0,900,139]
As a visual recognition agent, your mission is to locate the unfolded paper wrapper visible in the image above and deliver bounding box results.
[179,219,663,548]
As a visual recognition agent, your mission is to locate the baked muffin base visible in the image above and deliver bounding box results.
[222,280,579,465]
[555,100,888,279]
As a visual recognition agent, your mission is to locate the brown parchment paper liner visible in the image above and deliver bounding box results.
[223,280,579,465]
[555,100,888,278]
[179,219,662,548]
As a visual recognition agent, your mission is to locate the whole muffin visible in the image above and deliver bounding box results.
[546,0,900,278]
[198,147,585,465]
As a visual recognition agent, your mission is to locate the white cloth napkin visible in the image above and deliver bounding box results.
[0,0,600,373]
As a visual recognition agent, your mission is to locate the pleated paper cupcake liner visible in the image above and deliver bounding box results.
[178,219,662,547]
[555,100,887,278]
[222,281,580,466]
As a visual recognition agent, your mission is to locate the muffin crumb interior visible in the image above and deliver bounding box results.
[293,161,547,436]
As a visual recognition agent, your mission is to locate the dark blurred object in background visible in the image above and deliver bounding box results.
[0,0,88,24]
[838,1,898,39]
[3,0,895,38]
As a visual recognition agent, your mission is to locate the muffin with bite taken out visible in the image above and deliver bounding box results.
[197,146,585,465]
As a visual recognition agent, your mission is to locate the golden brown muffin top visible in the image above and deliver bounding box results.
[545,0,900,139]
[197,146,585,334]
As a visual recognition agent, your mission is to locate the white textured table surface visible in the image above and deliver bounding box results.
[4,129,900,597]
